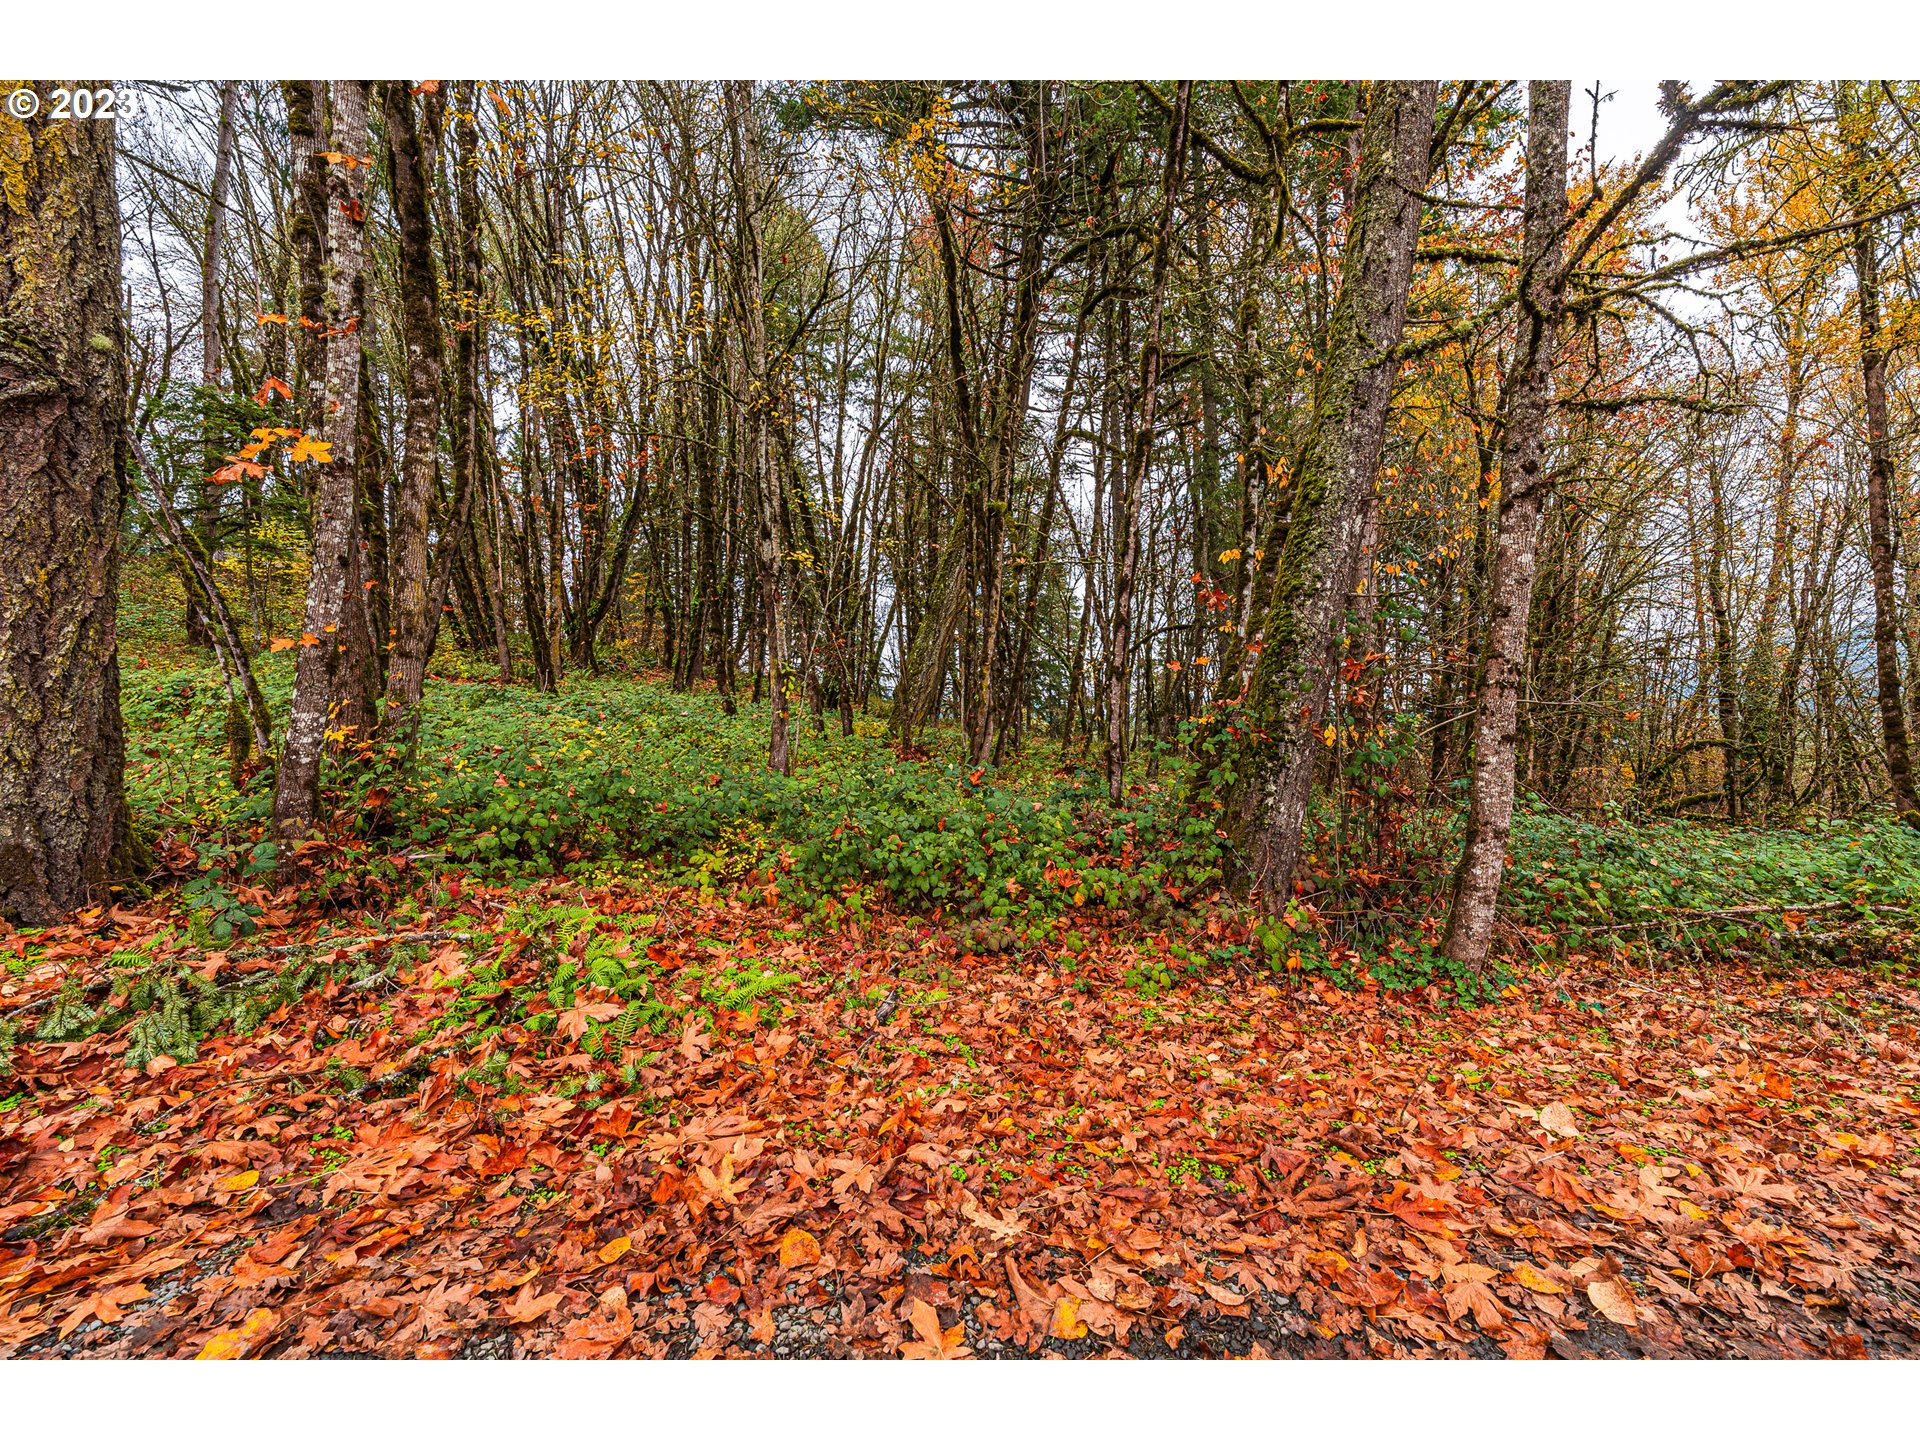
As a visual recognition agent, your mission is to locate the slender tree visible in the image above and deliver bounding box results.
[1443,80,1573,965]
[379,80,448,738]
[1839,82,1920,826]
[272,81,371,854]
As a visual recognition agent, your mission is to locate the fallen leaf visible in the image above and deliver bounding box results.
[503,1282,561,1326]
[1538,1102,1580,1138]
[1586,1277,1639,1327]
[960,1192,1028,1240]
[778,1228,822,1268]
[557,999,622,1042]
[195,1307,277,1360]
[1050,1295,1088,1340]
[1512,1263,1566,1295]
[900,1296,970,1359]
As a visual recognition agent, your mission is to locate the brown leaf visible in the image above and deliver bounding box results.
[1537,1101,1580,1138]
[1586,1277,1639,1327]
[503,1282,561,1326]
[556,999,622,1042]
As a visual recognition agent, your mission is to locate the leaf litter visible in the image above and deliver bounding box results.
[2,880,1918,1360]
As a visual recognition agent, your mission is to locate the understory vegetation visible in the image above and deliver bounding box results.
[115,647,1920,1010]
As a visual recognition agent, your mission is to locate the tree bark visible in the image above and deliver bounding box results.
[1442,80,1571,965]
[279,82,330,443]
[725,81,792,776]
[1842,94,1920,825]
[0,84,134,921]
[1236,80,1438,906]
[1105,81,1191,802]
[272,81,371,855]
[185,80,239,650]
[379,80,447,738]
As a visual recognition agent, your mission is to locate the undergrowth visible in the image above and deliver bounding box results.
[109,659,1920,991]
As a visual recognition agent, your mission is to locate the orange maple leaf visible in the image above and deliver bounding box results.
[900,1297,971,1359]
[253,375,293,405]
[287,436,332,465]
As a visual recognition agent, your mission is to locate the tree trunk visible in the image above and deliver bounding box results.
[1442,80,1571,964]
[0,84,134,921]
[185,80,240,650]
[1843,104,1920,824]
[1236,80,1438,906]
[725,81,791,776]
[1105,81,1191,802]
[280,82,331,446]
[379,80,447,738]
[273,81,371,855]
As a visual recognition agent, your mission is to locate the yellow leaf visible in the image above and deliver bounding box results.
[217,1169,260,1193]
[288,435,332,465]
[1511,1263,1565,1295]
[1218,548,1242,563]
[597,1235,632,1266]
[196,1307,276,1359]
[778,1228,822,1268]
[1049,1295,1087,1340]
[269,637,297,652]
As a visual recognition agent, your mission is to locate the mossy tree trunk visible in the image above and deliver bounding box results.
[0,84,134,921]
[1232,80,1437,908]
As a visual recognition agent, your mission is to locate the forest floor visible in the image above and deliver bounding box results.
[3,877,1918,1360]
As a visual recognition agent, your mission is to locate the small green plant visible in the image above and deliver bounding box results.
[1125,957,1175,997]
[180,840,277,943]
